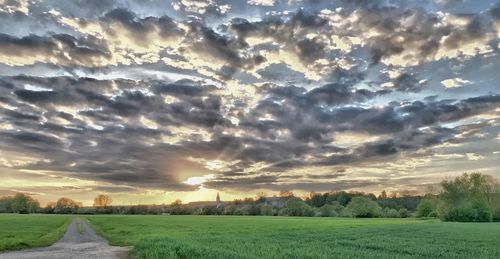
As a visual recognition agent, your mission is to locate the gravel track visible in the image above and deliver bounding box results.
[0,218,129,259]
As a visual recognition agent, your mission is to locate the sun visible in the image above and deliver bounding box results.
[184,174,215,186]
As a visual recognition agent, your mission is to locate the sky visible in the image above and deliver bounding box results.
[0,0,499,206]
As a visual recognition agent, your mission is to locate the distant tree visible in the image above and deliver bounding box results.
[243,197,255,204]
[223,205,238,215]
[170,204,193,215]
[347,197,382,218]
[201,205,222,215]
[242,204,261,215]
[285,197,314,216]
[325,194,338,205]
[329,201,345,215]
[43,201,57,214]
[0,196,13,213]
[378,190,388,199]
[170,199,183,207]
[93,194,113,208]
[377,196,422,211]
[256,192,267,203]
[398,208,410,218]
[319,204,336,217]
[279,190,294,198]
[54,197,81,214]
[308,192,326,208]
[10,194,40,214]
[382,207,399,218]
[260,204,274,216]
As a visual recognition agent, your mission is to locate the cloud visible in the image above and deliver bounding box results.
[0,0,30,15]
[248,0,275,6]
[0,1,499,196]
[441,78,472,88]
[466,153,485,161]
[0,33,111,66]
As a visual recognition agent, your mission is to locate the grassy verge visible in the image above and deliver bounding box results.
[76,218,83,234]
[87,215,500,259]
[0,214,71,252]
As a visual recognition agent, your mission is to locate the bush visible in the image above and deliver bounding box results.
[438,200,492,222]
[416,198,437,218]
[303,206,316,217]
[242,204,261,215]
[319,204,335,217]
[493,210,500,222]
[329,201,344,214]
[472,199,492,222]
[382,208,399,218]
[339,207,352,217]
[200,206,222,215]
[398,208,410,218]
[346,197,382,218]
[285,197,314,216]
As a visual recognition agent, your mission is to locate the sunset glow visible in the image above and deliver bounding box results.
[0,0,499,206]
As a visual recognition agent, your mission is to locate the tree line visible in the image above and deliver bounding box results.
[1,173,498,222]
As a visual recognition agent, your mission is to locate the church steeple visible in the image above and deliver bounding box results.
[216,192,221,208]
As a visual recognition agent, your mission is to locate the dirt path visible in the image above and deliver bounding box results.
[0,218,129,259]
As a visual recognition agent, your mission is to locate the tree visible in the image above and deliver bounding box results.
[0,196,13,213]
[382,207,399,218]
[256,192,267,203]
[437,173,498,222]
[10,194,40,214]
[319,204,336,217]
[170,199,182,207]
[285,197,308,216]
[398,208,410,218]
[279,190,294,198]
[346,197,382,218]
[54,197,81,214]
[260,204,274,216]
[378,190,388,199]
[93,194,113,208]
[308,192,326,208]
[416,198,437,218]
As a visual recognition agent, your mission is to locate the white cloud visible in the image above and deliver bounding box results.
[466,153,485,161]
[248,0,275,6]
[441,78,472,88]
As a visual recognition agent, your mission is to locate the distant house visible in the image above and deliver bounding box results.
[262,196,287,207]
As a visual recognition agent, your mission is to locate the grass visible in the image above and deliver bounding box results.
[86,215,500,259]
[0,214,71,252]
[76,217,83,234]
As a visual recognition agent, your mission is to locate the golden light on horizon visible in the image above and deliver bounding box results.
[183,174,215,186]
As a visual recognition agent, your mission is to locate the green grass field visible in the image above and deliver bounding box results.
[0,214,71,252]
[87,215,500,259]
